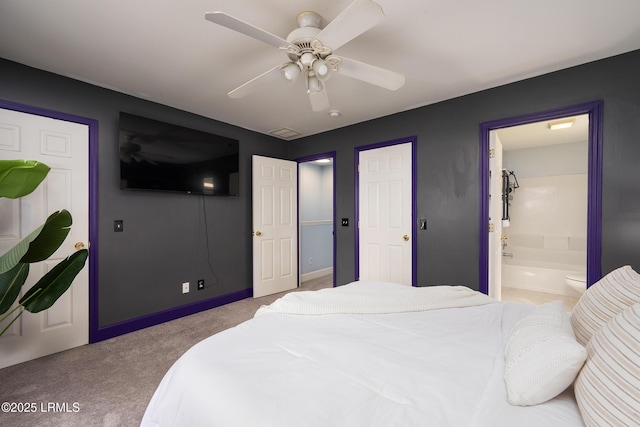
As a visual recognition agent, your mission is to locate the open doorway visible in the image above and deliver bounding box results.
[297,153,336,289]
[479,101,603,307]
[491,115,589,310]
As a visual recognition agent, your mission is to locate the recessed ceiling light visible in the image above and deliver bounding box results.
[315,158,331,164]
[547,118,575,130]
[328,110,341,118]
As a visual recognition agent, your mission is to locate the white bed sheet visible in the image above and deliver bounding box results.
[141,283,584,427]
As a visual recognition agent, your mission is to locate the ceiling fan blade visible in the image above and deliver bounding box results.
[228,65,283,98]
[336,56,405,91]
[205,11,291,49]
[309,88,330,112]
[315,0,385,51]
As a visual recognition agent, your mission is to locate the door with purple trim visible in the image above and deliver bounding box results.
[358,143,413,285]
[0,108,89,369]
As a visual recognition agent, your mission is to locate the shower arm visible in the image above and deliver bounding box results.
[508,170,520,191]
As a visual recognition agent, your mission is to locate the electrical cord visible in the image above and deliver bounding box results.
[201,195,220,286]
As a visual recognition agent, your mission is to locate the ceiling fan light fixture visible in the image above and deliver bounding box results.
[300,52,316,68]
[312,59,329,77]
[281,62,302,82]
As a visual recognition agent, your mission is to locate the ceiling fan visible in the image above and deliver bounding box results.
[204,0,405,112]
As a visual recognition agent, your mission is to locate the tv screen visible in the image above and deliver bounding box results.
[119,112,239,196]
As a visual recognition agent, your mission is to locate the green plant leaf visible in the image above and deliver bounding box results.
[0,224,45,275]
[20,249,88,313]
[0,160,50,199]
[20,210,72,263]
[0,210,72,274]
[0,263,29,315]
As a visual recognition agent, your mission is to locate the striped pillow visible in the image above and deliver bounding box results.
[570,265,640,346]
[574,303,640,426]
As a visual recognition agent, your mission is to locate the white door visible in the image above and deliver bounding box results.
[0,108,89,369]
[488,132,503,300]
[358,143,413,285]
[252,155,297,298]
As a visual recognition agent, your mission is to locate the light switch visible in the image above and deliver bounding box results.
[114,220,124,232]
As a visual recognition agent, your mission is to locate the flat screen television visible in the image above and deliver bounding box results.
[119,112,240,196]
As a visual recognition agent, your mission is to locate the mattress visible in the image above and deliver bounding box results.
[141,281,584,426]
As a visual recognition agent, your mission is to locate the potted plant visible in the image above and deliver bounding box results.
[0,160,88,336]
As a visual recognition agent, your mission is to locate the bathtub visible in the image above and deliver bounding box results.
[500,233,587,296]
[501,258,585,296]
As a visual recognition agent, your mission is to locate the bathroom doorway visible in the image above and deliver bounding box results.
[297,153,335,289]
[492,115,588,310]
[480,101,603,309]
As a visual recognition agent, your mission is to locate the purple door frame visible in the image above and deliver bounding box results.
[354,136,418,286]
[0,99,100,342]
[479,101,603,294]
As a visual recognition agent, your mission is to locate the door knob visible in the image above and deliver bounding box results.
[75,242,86,250]
[254,231,262,236]
[403,234,409,241]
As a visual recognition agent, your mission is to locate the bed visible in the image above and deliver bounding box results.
[141,267,640,427]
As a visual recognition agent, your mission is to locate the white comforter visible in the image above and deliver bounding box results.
[255,281,495,316]
[141,281,584,426]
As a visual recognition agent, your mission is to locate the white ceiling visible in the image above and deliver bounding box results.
[497,114,589,151]
[1,0,639,141]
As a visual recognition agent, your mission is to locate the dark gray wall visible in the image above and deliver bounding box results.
[289,50,640,289]
[2,49,640,328]
[0,59,287,327]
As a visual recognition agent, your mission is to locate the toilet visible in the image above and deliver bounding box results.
[565,272,587,294]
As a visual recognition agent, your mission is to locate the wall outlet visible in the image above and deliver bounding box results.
[197,279,205,290]
[182,282,190,294]
[308,258,313,265]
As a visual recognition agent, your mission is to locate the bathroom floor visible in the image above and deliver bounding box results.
[501,287,580,312]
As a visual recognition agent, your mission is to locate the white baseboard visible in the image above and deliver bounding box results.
[301,267,333,283]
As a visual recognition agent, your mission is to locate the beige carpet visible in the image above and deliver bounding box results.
[0,276,332,427]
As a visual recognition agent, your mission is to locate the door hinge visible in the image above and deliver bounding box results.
[489,222,495,232]
[489,148,495,159]
[357,163,361,173]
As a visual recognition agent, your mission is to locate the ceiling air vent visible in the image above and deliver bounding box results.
[269,127,301,139]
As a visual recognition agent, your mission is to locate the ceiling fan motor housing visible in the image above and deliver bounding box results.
[285,11,334,78]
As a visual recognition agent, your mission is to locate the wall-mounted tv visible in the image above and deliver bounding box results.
[119,112,239,196]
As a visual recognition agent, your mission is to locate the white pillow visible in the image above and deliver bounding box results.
[504,301,587,406]
[575,303,640,427]
[570,265,640,346]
